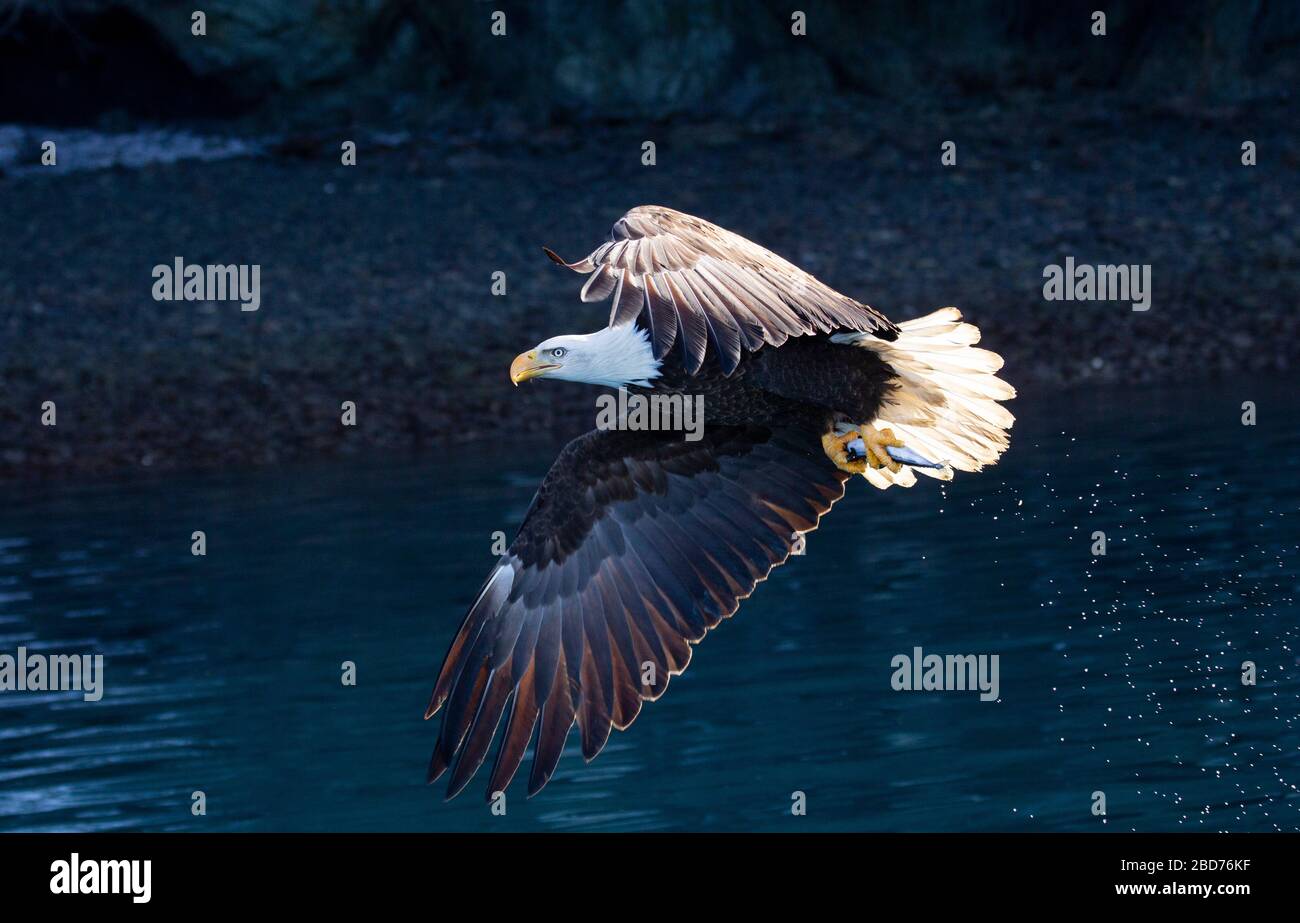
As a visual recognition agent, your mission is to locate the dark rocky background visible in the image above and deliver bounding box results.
[1,0,1298,479]
[4,0,1298,129]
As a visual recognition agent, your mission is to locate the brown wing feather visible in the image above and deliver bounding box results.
[426,423,848,800]
[544,205,898,374]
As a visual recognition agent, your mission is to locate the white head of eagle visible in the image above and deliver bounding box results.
[510,324,661,389]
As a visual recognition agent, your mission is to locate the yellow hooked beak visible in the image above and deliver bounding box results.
[510,350,560,385]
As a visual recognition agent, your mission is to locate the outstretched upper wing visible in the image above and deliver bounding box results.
[426,423,848,800]
[545,205,899,376]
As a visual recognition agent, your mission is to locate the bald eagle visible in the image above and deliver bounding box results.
[426,206,1015,799]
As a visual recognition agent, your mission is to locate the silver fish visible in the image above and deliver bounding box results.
[846,438,946,470]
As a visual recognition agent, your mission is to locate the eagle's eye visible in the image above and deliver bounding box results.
[550,347,567,359]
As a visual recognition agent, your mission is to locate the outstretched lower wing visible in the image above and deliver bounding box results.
[426,423,848,800]
[545,205,899,375]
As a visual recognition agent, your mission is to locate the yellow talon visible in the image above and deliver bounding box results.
[863,427,905,472]
[821,429,867,475]
[823,426,911,475]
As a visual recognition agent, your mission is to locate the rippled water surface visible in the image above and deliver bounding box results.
[2,379,1298,831]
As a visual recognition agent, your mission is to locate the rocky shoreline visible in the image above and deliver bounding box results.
[2,91,1298,481]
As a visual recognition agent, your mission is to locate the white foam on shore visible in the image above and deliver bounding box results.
[0,125,262,176]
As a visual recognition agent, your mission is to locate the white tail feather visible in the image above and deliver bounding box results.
[832,307,1015,491]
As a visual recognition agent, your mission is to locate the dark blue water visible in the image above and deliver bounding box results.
[2,379,1298,832]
